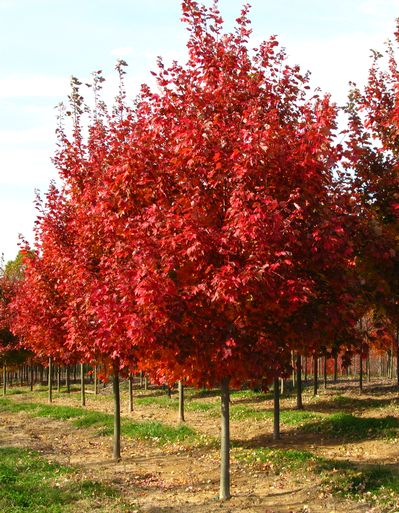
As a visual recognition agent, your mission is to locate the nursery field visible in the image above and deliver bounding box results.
[1,380,399,513]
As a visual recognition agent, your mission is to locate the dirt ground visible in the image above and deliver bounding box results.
[1,380,398,513]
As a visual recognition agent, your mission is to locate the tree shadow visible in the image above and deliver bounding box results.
[232,412,399,449]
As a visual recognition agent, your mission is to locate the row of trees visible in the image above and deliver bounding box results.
[0,0,398,501]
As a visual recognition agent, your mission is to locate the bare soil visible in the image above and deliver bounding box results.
[1,379,398,513]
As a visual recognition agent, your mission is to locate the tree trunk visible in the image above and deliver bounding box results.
[2,364,6,396]
[291,351,295,388]
[178,381,185,423]
[367,354,371,382]
[113,362,121,461]
[144,375,149,391]
[48,357,53,403]
[333,355,338,383]
[296,353,303,410]
[359,345,363,393]
[57,366,61,392]
[66,366,70,393]
[80,363,85,407]
[128,373,133,413]
[313,356,318,396]
[273,377,280,440]
[323,356,327,389]
[30,365,34,391]
[219,377,231,500]
[396,328,399,386]
[94,365,98,395]
[304,356,308,383]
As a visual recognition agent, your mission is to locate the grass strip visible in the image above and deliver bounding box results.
[0,397,196,445]
[0,446,133,512]
[301,411,399,440]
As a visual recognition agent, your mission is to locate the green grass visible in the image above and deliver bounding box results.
[135,394,178,409]
[321,462,399,509]
[302,412,399,440]
[236,445,399,509]
[0,447,133,512]
[280,410,323,425]
[186,401,217,413]
[135,392,219,415]
[230,389,271,400]
[0,397,196,445]
[234,446,318,473]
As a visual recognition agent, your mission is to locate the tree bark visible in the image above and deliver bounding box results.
[113,362,121,461]
[178,381,185,423]
[80,363,85,407]
[366,354,371,382]
[220,378,231,500]
[128,373,134,413]
[48,357,53,403]
[396,328,399,386]
[30,365,34,391]
[359,346,363,393]
[273,377,280,440]
[296,353,303,410]
[66,366,70,393]
[304,356,308,383]
[323,356,327,389]
[2,364,6,396]
[333,354,338,383]
[94,365,98,395]
[291,351,296,388]
[313,356,318,396]
[57,366,61,392]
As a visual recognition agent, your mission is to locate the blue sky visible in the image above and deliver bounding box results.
[0,0,398,263]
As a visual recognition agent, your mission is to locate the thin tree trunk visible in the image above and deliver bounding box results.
[178,381,185,423]
[2,364,6,396]
[30,365,34,391]
[296,353,303,410]
[94,365,98,395]
[323,356,327,389]
[113,361,121,461]
[66,366,70,393]
[313,356,318,396]
[291,351,295,388]
[273,377,280,440]
[396,328,399,386]
[57,366,61,392]
[367,354,371,382]
[48,357,53,403]
[333,355,338,383]
[219,377,231,500]
[80,363,85,407]
[144,375,148,391]
[304,356,308,383]
[128,373,133,413]
[359,345,363,393]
